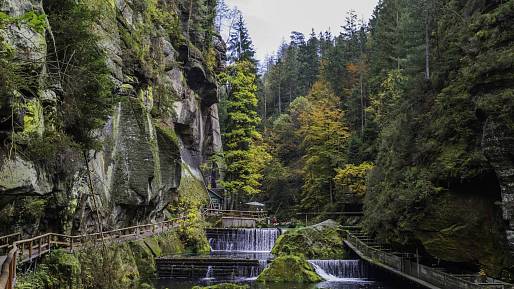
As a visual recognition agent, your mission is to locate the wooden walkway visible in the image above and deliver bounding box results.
[343,227,512,289]
[0,217,184,289]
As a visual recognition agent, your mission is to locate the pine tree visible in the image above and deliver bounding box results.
[227,14,256,64]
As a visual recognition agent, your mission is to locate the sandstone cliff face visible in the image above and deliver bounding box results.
[0,0,223,234]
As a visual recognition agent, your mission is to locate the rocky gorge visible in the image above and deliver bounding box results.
[0,0,223,235]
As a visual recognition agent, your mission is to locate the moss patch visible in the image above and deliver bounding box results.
[15,230,185,289]
[272,220,346,259]
[169,163,210,254]
[257,255,322,283]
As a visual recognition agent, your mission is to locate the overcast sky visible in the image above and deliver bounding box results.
[224,0,379,62]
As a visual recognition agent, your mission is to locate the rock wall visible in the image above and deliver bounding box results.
[482,104,514,253]
[0,0,224,234]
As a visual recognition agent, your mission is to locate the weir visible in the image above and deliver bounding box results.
[308,259,367,281]
[207,228,280,252]
[156,228,280,281]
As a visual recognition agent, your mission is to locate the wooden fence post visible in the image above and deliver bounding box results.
[28,241,32,261]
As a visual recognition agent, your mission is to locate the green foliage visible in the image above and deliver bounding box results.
[297,81,350,212]
[15,130,80,176]
[227,15,256,64]
[257,255,322,283]
[260,31,320,119]
[334,162,374,199]
[259,0,514,280]
[220,61,270,208]
[19,11,48,33]
[368,70,406,128]
[0,11,47,33]
[169,164,210,254]
[0,197,47,233]
[44,0,115,150]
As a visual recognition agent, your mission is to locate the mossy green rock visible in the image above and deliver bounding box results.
[272,220,346,259]
[15,229,187,289]
[192,284,249,289]
[257,255,322,283]
[16,250,82,289]
[415,192,514,280]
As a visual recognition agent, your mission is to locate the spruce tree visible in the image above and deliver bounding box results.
[227,15,256,64]
[220,61,269,209]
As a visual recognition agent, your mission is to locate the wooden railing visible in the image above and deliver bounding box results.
[203,209,267,219]
[0,234,20,254]
[343,229,512,289]
[0,217,184,289]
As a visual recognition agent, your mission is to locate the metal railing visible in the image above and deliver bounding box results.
[343,230,512,289]
[203,209,267,219]
[0,217,185,289]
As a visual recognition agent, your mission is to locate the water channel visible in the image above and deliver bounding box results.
[154,228,418,289]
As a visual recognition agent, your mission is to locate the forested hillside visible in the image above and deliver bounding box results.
[256,0,514,280]
[1,0,513,286]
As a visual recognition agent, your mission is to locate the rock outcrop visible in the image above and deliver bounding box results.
[482,119,514,251]
[257,255,322,283]
[272,220,346,259]
[0,0,224,234]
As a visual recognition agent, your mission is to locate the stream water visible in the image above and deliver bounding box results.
[154,228,407,289]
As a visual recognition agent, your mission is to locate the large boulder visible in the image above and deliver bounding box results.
[272,220,346,259]
[257,255,322,283]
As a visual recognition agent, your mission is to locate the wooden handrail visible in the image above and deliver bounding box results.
[0,233,21,251]
[0,216,186,289]
[0,247,17,289]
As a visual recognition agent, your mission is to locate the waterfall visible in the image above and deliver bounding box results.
[309,260,367,281]
[208,228,280,252]
[203,266,214,280]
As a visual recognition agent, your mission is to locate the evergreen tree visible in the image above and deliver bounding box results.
[220,61,269,209]
[227,15,256,64]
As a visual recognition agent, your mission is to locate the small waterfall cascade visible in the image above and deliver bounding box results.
[203,266,214,280]
[160,228,281,281]
[208,228,281,252]
[309,260,367,281]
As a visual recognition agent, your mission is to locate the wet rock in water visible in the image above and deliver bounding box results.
[272,219,346,259]
[257,255,322,283]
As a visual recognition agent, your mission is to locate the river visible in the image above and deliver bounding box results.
[154,228,415,289]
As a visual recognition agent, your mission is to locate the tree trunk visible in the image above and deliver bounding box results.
[360,68,365,137]
[263,91,267,129]
[425,14,430,80]
[278,83,282,114]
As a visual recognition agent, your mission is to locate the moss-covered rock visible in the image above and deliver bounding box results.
[16,250,82,289]
[129,239,157,280]
[257,255,322,283]
[192,284,249,289]
[415,192,514,280]
[170,163,211,254]
[15,229,185,289]
[272,220,346,259]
